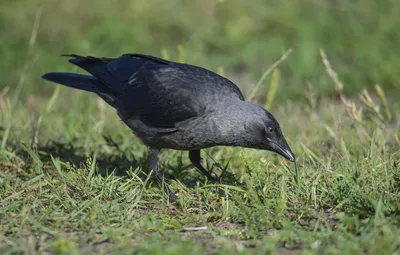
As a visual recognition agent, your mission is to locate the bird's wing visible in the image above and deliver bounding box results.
[64,54,245,128]
[117,59,245,128]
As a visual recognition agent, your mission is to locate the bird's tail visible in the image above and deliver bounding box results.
[42,72,103,93]
[42,72,117,106]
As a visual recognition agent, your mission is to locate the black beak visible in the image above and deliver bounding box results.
[268,138,295,162]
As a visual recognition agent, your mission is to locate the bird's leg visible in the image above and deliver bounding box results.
[147,147,177,203]
[189,150,219,184]
[189,150,226,197]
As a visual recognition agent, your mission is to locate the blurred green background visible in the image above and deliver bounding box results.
[1,0,399,101]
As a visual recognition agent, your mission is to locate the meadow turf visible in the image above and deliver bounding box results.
[1,1,400,254]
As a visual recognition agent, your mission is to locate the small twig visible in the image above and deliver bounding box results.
[320,49,346,104]
[294,160,299,186]
[180,226,208,232]
[248,48,293,101]
[320,49,366,123]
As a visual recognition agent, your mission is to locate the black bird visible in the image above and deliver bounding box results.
[42,54,295,203]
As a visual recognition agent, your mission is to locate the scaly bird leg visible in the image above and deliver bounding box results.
[148,147,177,204]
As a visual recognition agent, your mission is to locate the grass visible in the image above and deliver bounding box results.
[1,1,400,254]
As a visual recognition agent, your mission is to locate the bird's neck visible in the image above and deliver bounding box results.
[209,101,263,148]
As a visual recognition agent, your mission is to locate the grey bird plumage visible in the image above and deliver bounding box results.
[42,53,295,203]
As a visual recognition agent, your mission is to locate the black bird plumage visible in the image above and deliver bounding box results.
[42,53,295,203]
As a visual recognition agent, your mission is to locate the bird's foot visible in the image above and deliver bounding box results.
[217,186,226,197]
[168,191,178,205]
[208,178,226,198]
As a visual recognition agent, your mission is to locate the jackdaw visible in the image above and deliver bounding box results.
[42,54,295,203]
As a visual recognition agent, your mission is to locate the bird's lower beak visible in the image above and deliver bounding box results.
[270,141,295,162]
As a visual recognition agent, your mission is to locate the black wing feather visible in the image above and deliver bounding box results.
[63,54,245,128]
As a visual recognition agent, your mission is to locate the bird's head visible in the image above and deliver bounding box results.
[261,116,295,161]
[243,105,295,162]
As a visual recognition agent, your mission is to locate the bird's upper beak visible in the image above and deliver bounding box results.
[268,137,295,162]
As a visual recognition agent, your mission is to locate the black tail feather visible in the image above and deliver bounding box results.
[42,72,118,106]
[42,72,102,93]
